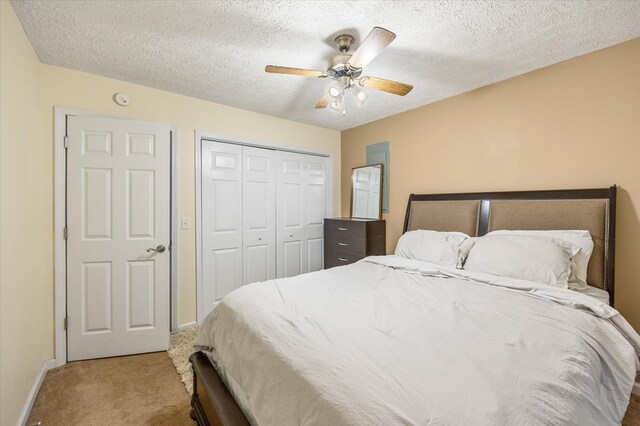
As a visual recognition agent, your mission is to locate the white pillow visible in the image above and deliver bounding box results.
[395,230,475,268]
[463,235,581,288]
[486,230,593,290]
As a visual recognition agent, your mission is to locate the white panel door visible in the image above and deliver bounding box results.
[276,151,307,278]
[201,141,243,314]
[243,146,276,284]
[67,116,170,361]
[305,155,328,273]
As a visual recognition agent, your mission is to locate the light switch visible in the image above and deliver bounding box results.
[181,217,190,230]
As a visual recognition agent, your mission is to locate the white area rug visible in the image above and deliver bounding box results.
[168,325,199,396]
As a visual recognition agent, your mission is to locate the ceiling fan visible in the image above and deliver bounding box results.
[265,27,413,115]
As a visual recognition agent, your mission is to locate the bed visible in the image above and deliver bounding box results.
[189,186,640,425]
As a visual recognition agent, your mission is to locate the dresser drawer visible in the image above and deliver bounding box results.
[325,237,366,256]
[324,220,366,238]
[324,252,359,268]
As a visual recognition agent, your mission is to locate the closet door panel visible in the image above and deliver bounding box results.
[283,241,302,277]
[276,152,307,278]
[245,245,269,284]
[305,155,328,272]
[307,237,324,272]
[201,141,243,310]
[243,146,276,284]
[208,248,240,298]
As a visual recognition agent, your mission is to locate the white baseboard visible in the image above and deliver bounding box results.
[175,321,197,332]
[18,359,55,426]
[633,381,640,396]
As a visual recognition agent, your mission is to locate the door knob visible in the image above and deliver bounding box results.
[258,236,262,240]
[146,245,166,253]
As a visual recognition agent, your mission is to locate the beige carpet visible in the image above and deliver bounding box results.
[27,352,192,426]
[168,325,199,396]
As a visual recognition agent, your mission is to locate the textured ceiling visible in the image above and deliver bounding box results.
[11,1,640,131]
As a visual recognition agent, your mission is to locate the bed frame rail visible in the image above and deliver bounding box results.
[189,351,249,426]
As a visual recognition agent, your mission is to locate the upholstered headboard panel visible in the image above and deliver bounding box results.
[403,187,617,302]
[406,200,481,237]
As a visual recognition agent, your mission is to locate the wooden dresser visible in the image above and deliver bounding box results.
[324,218,386,269]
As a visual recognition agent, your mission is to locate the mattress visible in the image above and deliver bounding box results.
[195,255,640,425]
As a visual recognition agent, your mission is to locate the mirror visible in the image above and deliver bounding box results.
[350,164,383,219]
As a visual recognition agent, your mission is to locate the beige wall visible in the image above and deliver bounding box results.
[1,3,340,423]
[0,2,52,424]
[40,65,341,326]
[342,39,640,331]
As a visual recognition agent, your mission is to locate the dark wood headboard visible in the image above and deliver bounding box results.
[402,186,617,304]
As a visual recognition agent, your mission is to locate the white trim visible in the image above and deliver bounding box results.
[18,359,55,426]
[54,107,67,368]
[633,380,640,396]
[195,131,204,324]
[194,130,335,324]
[197,130,334,158]
[54,107,180,368]
[175,321,198,332]
[169,126,180,332]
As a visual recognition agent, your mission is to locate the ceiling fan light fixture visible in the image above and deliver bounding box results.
[264,27,411,114]
[350,82,367,106]
[327,97,342,111]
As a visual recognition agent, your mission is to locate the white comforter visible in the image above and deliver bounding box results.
[195,256,640,426]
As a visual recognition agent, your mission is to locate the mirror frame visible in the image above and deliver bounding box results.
[350,163,384,220]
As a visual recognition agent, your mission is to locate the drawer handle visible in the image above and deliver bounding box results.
[338,257,349,262]
[338,242,348,246]
[338,227,348,231]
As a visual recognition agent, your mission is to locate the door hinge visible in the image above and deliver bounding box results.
[64,136,69,149]
[64,316,68,331]
[63,226,68,240]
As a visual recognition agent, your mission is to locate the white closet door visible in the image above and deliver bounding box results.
[200,144,329,316]
[201,141,243,310]
[243,146,276,284]
[276,151,307,278]
[305,155,328,272]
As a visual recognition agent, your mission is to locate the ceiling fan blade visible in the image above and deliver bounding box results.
[315,95,329,109]
[347,27,396,69]
[265,65,325,77]
[360,77,413,96]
